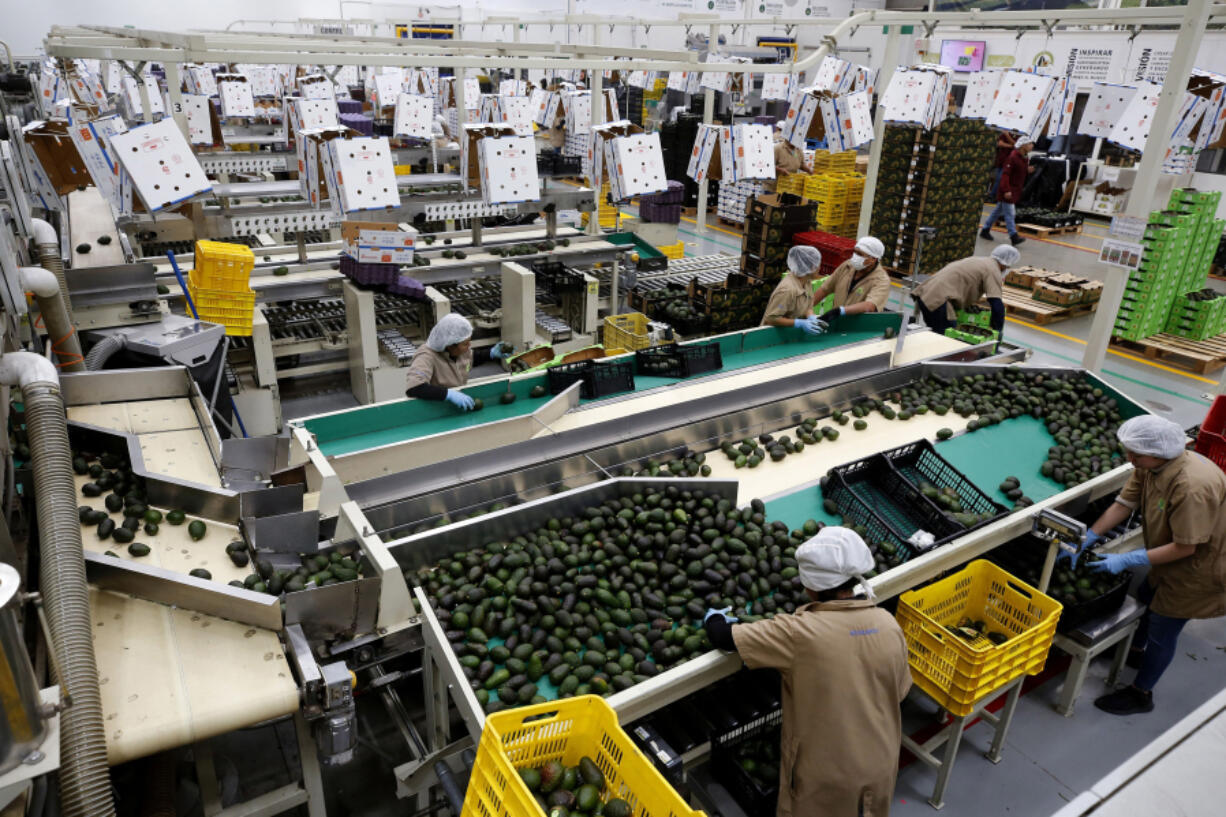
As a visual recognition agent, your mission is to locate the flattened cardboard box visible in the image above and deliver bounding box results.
[23,119,93,194]
[67,112,128,213]
[341,220,418,264]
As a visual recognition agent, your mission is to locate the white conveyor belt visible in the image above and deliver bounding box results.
[92,588,298,765]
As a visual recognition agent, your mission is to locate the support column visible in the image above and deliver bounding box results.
[164,62,188,139]
[1082,0,1212,373]
[695,23,720,235]
[588,25,606,237]
[857,23,902,238]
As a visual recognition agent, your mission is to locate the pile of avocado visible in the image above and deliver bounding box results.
[233,550,362,595]
[618,453,711,478]
[1017,549,1122,608]
[489,240,559,257]
[519,756,630,817]
[416,490,812,715]
[728,734,781,795]
[944,617,1010,646]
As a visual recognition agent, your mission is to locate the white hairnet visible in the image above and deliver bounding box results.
[1015,136,1035,149]
[787,245,823,277]
[855,236,885,260]
[991,245,1021,268]
[1117,415,1186,459]
[796,526,875,594]
[426,313,473,352]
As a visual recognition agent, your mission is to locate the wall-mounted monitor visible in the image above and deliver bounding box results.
[940,40,986,72]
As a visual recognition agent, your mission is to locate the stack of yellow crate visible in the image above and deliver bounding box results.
[775,173,810,197]
[811,149,857,174]
[802,171,866,239]
[582,182,620,229]
[188,240,257,336]
[642,78,668,123]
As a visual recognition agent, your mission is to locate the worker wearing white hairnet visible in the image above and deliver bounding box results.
[1065,414,1226,716]
[405,313,508,411]
[811,236,892,328]
[704,526,911,816]
[912,245,1019,337]
[760,246,826,336]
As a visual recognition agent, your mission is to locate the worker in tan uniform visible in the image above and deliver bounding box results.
[911,244,1019,337]
[1064,415,1226,716]
[404,313,506,411]
[704,527,911,817]
[761,246,826,335]
[812,236,892,328]
[773,122,808,175]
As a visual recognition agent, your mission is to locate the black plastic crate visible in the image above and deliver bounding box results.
[988,542,1131,633]
[712,719,780,817]
[634,342,723,378]
[545,359,635,399]
[883,439,1008,533]
[828,454,962,553]
[819,476,916,566]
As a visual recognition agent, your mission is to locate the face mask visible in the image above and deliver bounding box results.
[848,255,868,270]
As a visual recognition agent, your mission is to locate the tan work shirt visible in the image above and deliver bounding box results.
[405,345,473,391]
[761,274,815,326]
[812,260,892,312]
[732,599,912,817]
[774,138,804,175]
[913,256,1003,321]
[1116,450,1226,619]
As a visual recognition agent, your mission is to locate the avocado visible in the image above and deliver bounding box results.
[520,767,542,791]
[530,384,548,398]
[273,266,289,276]
[188,520,207,540]
[105,493,124,513]
[936,428,953,440]
[166,510,186,525]
[853,419,867,431]
[603,799,632,817]
[81,482,103,497]
[127,542,151,557]
[143,509,163,524]
[229,549,250,567]
[539,760,565,794]
[96,518,115,539]
[189,568,212,580]
[500,391,517,405]
[112,527,135,544]
[472,398,485,411]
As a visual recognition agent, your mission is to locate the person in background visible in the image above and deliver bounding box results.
[761,246,826,335]
[813,236,891,328]
[773,121,809,176]
[404,313,506,411]
[981,136,1033,246]
[990,131,1016,200]
[1064,415,1226,716]
[704,527,912,817]
[911,244,1019,337]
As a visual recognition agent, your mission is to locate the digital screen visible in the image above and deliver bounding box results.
[940,40,986,73]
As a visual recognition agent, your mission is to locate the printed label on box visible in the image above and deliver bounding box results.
[328,136,399,212]
[478,135,540,205]
[761,73,792,102]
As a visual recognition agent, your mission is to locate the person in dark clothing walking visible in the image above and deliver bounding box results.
[980,136,1033,246]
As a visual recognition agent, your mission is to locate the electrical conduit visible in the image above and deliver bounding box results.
[30,219,73,324]
[0,352,116,817]
[20,267,83,373]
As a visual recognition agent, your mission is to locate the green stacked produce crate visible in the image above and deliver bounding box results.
[1114,188,1225,342]
[869,118,994,276]
[1165,289,1226,340]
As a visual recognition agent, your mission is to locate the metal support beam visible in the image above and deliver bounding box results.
[588,24,605,237]
[858,23,903,238]
[1082,0,1213,373]
[695,23,719,235]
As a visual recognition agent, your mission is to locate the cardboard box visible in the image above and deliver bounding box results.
[341,220,418,264]
[478,135,539,205]
[460,123,519,186]
[110,118,211,212]
[67,113,128,213]
[217,75,257,117]
[23,119,92,195]
[326,136,399,213]
[393,93,433,139]
[747,193,817,226]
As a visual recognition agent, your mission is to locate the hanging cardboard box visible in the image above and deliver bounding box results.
[298,74,336,101]
[217,74,257,118]
[23,119,92,194]
[297,126,360,206]
[478,135,540,205]
[325,136,399,213]
[985,70,1055,136]
[394,93,433,140]
[460,123,519,187]
[110,118,212,212]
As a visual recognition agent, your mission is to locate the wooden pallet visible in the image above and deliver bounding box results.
[1015,222,1083,237]
[1110,333,1226,374]
[717,217,746,230]
[1000,288,1098,325]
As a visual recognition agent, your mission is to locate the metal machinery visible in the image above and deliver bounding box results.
[0,4,1218,816]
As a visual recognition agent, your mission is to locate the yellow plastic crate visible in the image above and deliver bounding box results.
[393,164,414,176]
[656,242,685,259]
[604,312,654,351]
[461,696,705,817]
[188,275,256,337]
[192,240,254,291]
[898,560,1062,716]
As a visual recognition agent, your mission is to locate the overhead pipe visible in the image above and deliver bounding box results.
[0,351,116,817]
[20,268,84,373]
[29,219,72,323]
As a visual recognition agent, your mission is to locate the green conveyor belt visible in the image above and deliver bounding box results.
[307,313,901,457]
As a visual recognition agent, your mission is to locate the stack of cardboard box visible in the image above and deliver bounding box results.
[869,117,994,275]
[1115,188,1226,341]
[740,193,817,282]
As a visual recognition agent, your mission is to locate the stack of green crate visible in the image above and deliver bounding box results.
[1165,290,1226,340]
[869,117,994,275]
[1114,188,1225,342]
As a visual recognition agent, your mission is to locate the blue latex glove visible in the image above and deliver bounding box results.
[490,342,507,360]
[1089,549,1149,574]
[793,316,826,336]
[1057,529,1102,566]
[444,390,475,411]
[704,606,739,624]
